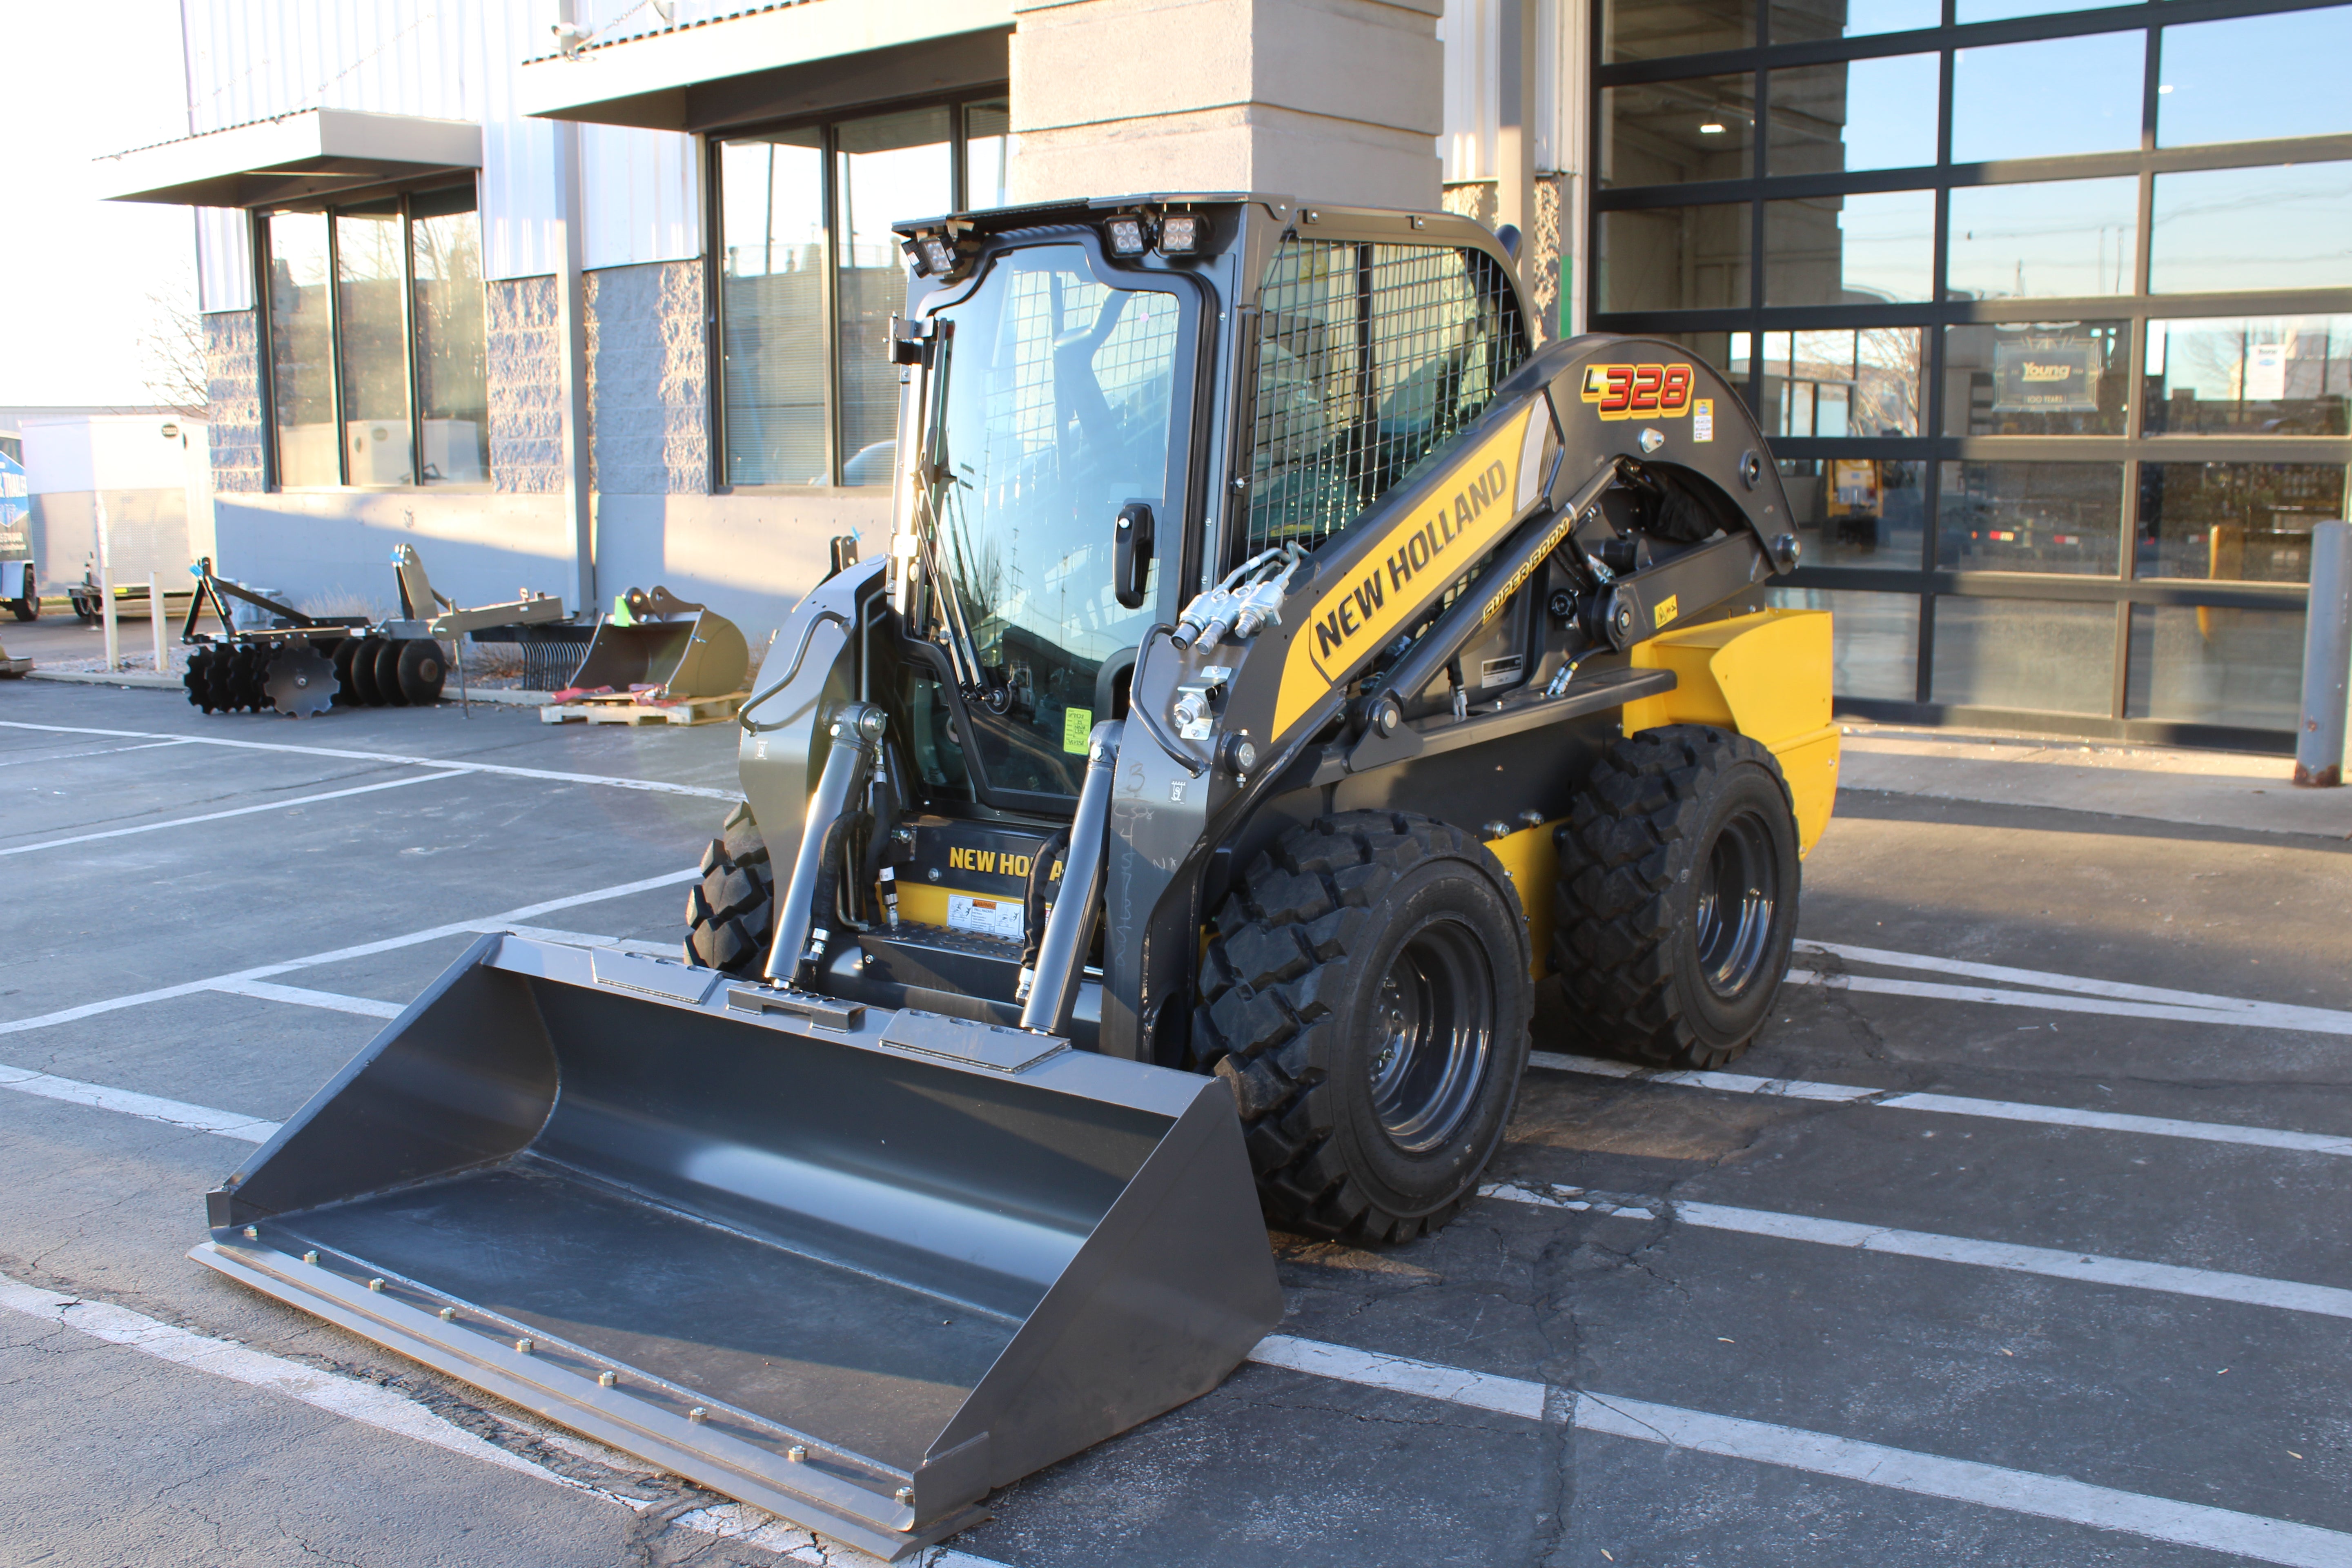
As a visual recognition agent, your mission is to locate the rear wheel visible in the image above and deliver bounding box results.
[684,801,775,973]
[9,568,34,621]
[1551,725,1800,1070]
[1195,812,1532,1244]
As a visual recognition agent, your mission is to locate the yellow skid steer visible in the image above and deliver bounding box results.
[194,193,1835,1558]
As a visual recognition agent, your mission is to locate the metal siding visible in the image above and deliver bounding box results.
[1441,0,1571,182]
[195,207,255,314]
[582,123,702,272]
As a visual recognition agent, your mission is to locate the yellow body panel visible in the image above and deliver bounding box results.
[1482,821,1563,981]
[1620,607,1840,855]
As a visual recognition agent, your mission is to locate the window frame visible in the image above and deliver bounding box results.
[1587,0,2352,746]
[706,87,1011,494]
[252,178,489,492]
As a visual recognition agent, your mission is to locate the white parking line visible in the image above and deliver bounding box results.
[1527,1051,2352,1159]
[0,867,698,1039]
[208,979,405,1019]
[1800,939,2352,1035]
[0,1063,279,1141]
[1256,1336,2352,1568]
[0,737,197,768]
[1488,1182,2352,1321]
[0,770,469,856]
[1789,969,2352,1036]
[0,1275,1004,1568]
[0,719,742,802]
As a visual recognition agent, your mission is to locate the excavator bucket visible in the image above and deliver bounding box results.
[191,935,1283,1560]
[564,586,749,699]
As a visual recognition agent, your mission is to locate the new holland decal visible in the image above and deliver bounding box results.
[1581,362,1695,421]
[1272,404,1537,737]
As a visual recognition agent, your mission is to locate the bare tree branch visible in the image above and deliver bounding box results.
[139,283,209,417]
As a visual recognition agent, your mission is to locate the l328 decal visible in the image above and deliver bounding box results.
[1580,363,1694,421]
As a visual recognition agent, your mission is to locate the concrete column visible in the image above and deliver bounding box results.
[1008,0,1445,212]
[555,3,596,618]
[1495,0,1535,288]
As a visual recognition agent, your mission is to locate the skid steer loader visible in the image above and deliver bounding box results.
[192,195,1836,1558]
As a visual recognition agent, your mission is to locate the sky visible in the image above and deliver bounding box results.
[0,0,199,408]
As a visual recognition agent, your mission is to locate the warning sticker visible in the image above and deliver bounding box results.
[947,893,1025,941]
[1692,399,1715,443]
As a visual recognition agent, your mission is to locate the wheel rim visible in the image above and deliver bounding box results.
[1367,916,1494,1156]
[1693,805,1779,999]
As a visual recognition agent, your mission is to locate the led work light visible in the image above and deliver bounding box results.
[1158,214,1199,254]
[1106,216,1147,256]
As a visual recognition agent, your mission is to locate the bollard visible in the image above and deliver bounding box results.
[2295,519,2350,788]
[98,497,118,672]
[149,572,168,673]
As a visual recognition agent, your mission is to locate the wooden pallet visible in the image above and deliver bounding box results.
[0,655,30,679]
[538,688,748,727]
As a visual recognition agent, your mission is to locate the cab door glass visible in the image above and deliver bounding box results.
[928,244,1186,797]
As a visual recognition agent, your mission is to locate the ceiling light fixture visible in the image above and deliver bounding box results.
[1699,122,1727,134]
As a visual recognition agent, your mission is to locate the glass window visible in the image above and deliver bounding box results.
[926,247,1186,797]
[1664,330,1743,385]
[1930,596,2116,713]
[1599,203,1751,312]
[1955,0,2137,23]
[1245,242,1528,553]
[1771,0,1938,43]
[1766,586,1920,698]
[719,130,828,486]
[1767,54,1940,177]
[2149,163,2352,295]
[1946,177,2137,299]
[2144,317,2352,437]
[1938,460,2123,574]
[1602,75,1754,187]
[2158,8,2352,149]
[2124,604,2306,729]
[2136,461,2347,583]
[1604,0,1752,61]
[1951,33,2145,163]
[410,185,488,485]
[965,99,1011,209]
[1764,190,1934,305]
[1941,321,2129,436]
[335,204,412,486]
[1776,456,1927,566]
[265,212,337,488]
[837,109,953,484]
[1756,327,1925,437]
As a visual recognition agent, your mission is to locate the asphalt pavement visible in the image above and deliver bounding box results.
[2,678,2347,1568]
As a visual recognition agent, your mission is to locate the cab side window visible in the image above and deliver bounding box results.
[1241,241,1528,558]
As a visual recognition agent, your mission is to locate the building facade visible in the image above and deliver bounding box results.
[104,0,2344,746]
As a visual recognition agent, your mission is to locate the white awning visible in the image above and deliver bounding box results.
[518,0,1012,130]
[98,109,483,208]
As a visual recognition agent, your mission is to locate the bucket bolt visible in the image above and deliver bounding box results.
[597,1371,617,1388]
[367,1278,385,1292]
[689,1407,709,1423]
[787,1445,808,1463]
[438,1307,457,1321]
[301,1251,319,1266]
[895,1486,915,1506]
[243,1226,259,1240]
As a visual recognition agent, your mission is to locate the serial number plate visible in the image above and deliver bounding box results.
[947,893,1024,940]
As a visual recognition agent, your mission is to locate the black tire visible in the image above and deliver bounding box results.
[184,646,216,711]
[1195,811,1533,1245]
[684,801,776,973]
[1552,725,1801,1071]
[330,637,363,706]
[373,637,410,707]
[347,635,386,706]
[396,638,447,705]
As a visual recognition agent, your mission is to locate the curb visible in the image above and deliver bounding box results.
[22,668,551,707]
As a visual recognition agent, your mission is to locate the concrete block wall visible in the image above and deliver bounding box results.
[585,260,707,497]
[486,275,567,494]
[204,311,265,495]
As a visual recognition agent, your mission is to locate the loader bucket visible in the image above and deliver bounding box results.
[192,935,1283,1559]
[565,598,748,699]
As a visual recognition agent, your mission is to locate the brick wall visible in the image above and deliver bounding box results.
[487,275,566,494]
[586,260,708,496]
[204,310,265,494]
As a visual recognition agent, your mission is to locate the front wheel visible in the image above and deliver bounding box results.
[1552,725,1800,1070]
[1195,812,1533,1245]
[684,800,775,973]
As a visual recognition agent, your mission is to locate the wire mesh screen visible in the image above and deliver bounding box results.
[1242,241,1527,555]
